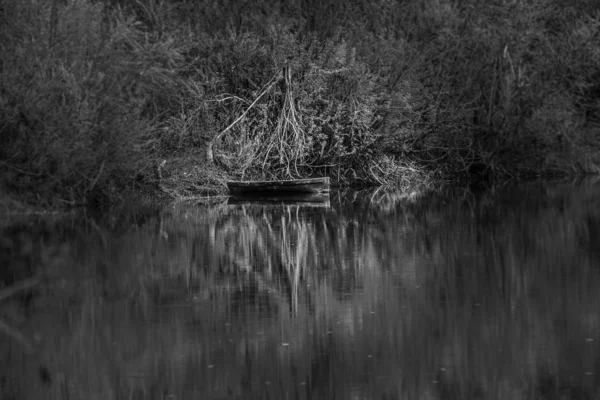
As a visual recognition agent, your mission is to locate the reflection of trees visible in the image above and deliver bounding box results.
[4,180,600,399]
[137,180,600,398]
[185,198,411,314]
[186,204,328,316]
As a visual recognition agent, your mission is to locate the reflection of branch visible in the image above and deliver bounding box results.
[0,277,40,352]
[238,268,288,307]
[0,319,34,353]
[0,276,40,303]
[279,213,308,316]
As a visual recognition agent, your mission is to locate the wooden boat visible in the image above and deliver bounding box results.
[227,177,330,195]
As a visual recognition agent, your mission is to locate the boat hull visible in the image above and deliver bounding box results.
[226,177,330,195]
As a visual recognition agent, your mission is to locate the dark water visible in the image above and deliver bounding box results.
[2,179,600,399]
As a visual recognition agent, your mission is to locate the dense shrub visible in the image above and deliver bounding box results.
[1,0,598,206]
[355,0,600,178]
[189,28,416,185]
[0,0,186,205]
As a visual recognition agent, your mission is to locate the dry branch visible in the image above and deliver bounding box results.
[0,276,40,303]
[207,69,284,163]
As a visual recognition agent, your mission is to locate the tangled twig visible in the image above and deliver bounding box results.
[208,70,284,164]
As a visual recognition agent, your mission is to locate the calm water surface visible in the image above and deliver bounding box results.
[2,179,600,399]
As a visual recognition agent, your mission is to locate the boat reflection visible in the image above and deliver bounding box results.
[227,192,330,207]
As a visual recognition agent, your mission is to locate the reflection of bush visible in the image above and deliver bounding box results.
[4,182,600,398]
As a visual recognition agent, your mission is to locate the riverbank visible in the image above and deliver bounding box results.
[1,0,599,209]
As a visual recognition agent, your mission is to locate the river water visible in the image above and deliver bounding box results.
[1,179,600,399]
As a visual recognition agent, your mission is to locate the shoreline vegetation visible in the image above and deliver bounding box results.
[1,0,599,209]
